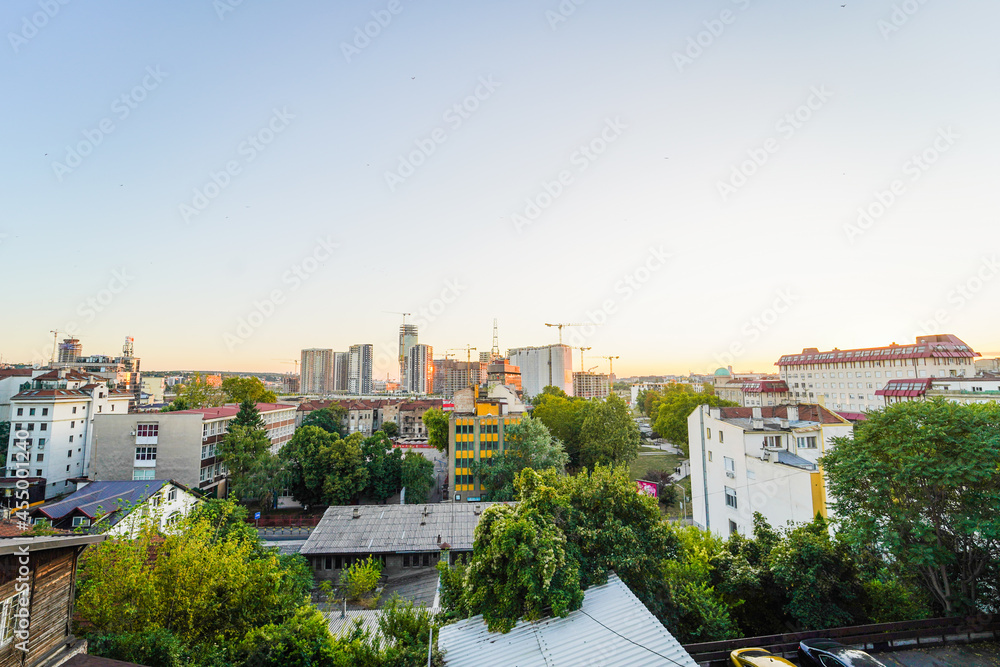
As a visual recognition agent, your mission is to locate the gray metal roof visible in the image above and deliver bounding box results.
[774,450,817,470]
[437,574,699,667]
[34,480,169,525]
[301,503,512,556]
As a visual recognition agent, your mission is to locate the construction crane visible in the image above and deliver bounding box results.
[383,311,412,325]
[447,346,478,388]
[544,323,586,345]
[272,359,299,374]
[577,346,591,372]
[49,330,61,364]
[602,355,619,379]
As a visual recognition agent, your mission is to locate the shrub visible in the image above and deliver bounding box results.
[341,555,383,602]
[87,628,186,667]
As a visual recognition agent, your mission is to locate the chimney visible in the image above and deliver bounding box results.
[709,407,721,419]
[751,407,762,419]
[352,508,360,519]
[779,419,789,429]
[752,418,764,430]
[786,405,799,422]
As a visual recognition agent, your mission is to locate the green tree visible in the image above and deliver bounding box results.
[578,393,641,469]
[470,416,567,502]
[377,594,445,666]
[231,398,266,430]
[822,399,1000,615]
[361,431,403,502]
[530,384,569,406]
[222,376,278,404]
[422,407,449,453]
[380,420,399,438]
[87,628,186,667]
[531,393,586,466]
[237,606,340,667]
[218,423,272,501]
[232,452,288,512]
[162,373,226,411]
[340,555,383,602]
[0,422,9,473]
[281,426,368,507]
[464,471,584,633]
[400,451,435,504]
[77,506,311,646]
[301,405,348,437]
[653,387,737,455]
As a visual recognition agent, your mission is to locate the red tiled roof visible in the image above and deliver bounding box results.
[0,369,32,380]
[874,378,933,397]
[777,334,979,366]
[742,380,789,394]
[718,404,846,424]
[168,403,296,420]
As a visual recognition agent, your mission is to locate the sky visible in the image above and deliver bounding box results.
[3,0,999,379]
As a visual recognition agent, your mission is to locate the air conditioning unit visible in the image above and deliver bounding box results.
[725,471,735,479]
[130,430,136,436]
[202,436,208,441]
[761,451,771,461]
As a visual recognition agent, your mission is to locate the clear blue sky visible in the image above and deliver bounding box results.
[3,0,999,378]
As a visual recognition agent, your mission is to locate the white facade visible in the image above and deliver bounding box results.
[97,481,201,537]
[688,403,853,539]
[0,370,36,422]
[777,334,979,414]
[508,345,574,398]
[7,370,132,499]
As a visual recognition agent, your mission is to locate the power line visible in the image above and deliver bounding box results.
[578,609,692,667]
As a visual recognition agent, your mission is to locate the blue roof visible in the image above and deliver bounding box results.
[774,450,817,471]
[35,480,169,524]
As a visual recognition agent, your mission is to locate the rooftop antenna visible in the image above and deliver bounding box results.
[491,318,500,359]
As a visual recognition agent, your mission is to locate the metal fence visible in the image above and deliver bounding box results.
[683,615,1000,666]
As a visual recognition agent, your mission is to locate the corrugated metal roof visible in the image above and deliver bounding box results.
[437,574,699,667]
[301,503,512,555]
[327,608,385,645]
[34,480,169,523]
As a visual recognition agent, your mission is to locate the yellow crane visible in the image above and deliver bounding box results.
[577,346,592,372]
[544,323,587,345]
[602,355,619,378]
[272,359,299,374]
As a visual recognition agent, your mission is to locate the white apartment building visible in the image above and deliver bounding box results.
[406,344,434,394]
[688,403,853,539]
[0,369,34,422]
[6,369,133,499]
[349,344,374,395]
[508,344,574,398]
[776,334,979,415]
[93,403,296,497]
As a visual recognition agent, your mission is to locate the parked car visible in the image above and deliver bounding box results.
[798,638,887,666]
[729,648,797,666]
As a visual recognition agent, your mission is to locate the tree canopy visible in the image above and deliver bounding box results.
[280,426,368,507]
[422,407,450,452]
[360,431,403,502]
[470,416,568,501]
[578,393,641,469]
[162,373,226,411]
[823,399,1000,615]
[222,376,278,404]
[401,451,435,504]
[650,385,737,455]
[300,405,348,437]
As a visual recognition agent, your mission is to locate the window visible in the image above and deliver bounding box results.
[137,424,159,438]
[725,487,738,509]
[72,406,77,414]
[724,456,735,478]
[72,517,91,528]
[708,451,713,462]
[403,554,410,567]
[719,431,724,443]
[166,512,181,526]
[39,423,46,431]
[0,592,22,646]
[38,439,45,448]
[42,408,47,416]
[35,454,43,462]
[135,447,157,461]
[168,488,177,502]
[26,423,33,431]
[729,520,738,536]
[29,408,35,416]
[69,435,74,443]
[15,409,22,417]
[200,466,213,482]
[706,428,712,439]
[133,468,155,481]
[797,436,818,449]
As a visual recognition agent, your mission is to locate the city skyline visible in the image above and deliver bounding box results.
[4,1,1000,377]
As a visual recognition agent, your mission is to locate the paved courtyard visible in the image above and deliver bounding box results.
[870,643,1000,666]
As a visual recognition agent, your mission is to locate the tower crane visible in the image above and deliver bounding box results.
[49,330,61,364]
[577,346,592,373]
[602,355,619,379]
[447,346,478,388]
[544,323,585,345]
[272,359,299,374]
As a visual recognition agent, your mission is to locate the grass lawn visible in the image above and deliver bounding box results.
[629,453,682,481]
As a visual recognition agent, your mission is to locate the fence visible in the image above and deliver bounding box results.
[683,615,1000,666]
[245,515,323,528]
